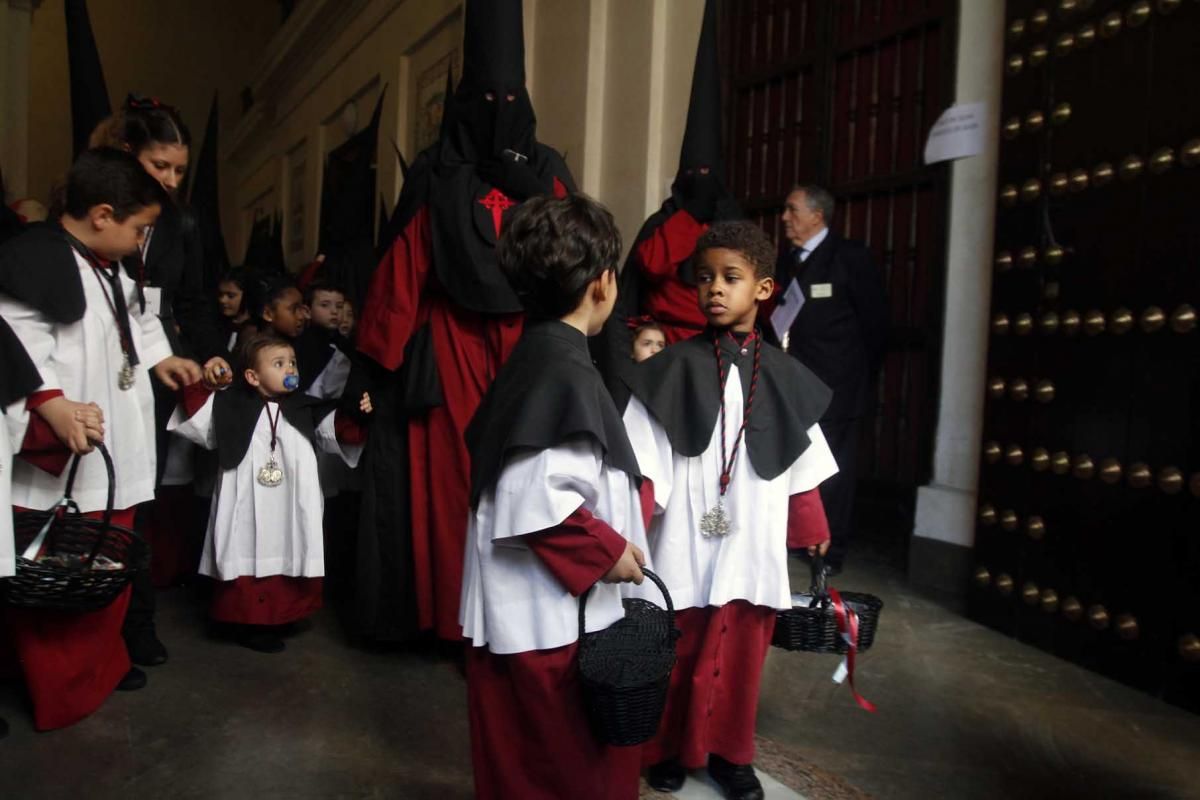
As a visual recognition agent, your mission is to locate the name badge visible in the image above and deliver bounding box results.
[810,282,833,299]
[143,286,163,317]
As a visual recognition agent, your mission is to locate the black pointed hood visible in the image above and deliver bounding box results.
[189,93,230,291]
[460,0,525,92]
[243,214,285,275]
[678,0,723,179]
[65,0,112,158]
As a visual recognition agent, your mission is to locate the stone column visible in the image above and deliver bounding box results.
[0,0,39,199]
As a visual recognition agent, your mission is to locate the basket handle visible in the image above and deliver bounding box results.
[64,443,117,564]
[808,554,831,609]
[578,566,673,640]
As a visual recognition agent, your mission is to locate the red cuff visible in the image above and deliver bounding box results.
[334,411,367,445]
[180,383,213,418]
[19,411,70,477]
[525,506,628,596]
[25,389,64,411]
[786,489,831,549]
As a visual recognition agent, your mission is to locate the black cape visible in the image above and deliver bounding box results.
[211,384,334,471]
[294,325,351,394]
[622,330,832,482]
[0,224,87,325]
[466,320,641,507]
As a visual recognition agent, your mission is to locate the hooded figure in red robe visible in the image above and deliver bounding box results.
[353,0,574,641]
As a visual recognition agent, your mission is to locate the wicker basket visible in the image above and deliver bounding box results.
[5,443,147,612]
[578,568,679,746]
[773,557,883,653]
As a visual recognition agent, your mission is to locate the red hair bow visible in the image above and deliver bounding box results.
[626,314,657,330]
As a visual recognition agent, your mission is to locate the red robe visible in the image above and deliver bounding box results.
[634,209,709,344]
[466,506,641,800]
[358,180,568,641]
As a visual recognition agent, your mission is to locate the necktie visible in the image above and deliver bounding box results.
[794,247,808,264]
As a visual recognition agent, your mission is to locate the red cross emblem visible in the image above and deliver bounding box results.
[478,188,516,237]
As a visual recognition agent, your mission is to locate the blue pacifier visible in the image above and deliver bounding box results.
[283,374,300,391]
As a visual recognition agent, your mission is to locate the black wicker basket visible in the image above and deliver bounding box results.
[773,557,883,653]
[578,568,679,746]
[5,443,147,612]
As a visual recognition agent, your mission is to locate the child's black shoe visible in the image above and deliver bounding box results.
[647,758,687,792]
[707,754,764,800]
[234,626,286,654]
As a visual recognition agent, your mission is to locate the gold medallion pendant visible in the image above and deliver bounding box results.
[257,457,284,487]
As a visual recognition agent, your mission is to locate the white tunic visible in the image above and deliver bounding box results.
[622,362,839,612]
[459,439,652,655]
[305,347,358,496]
[0,411,18,577]
[168,393,362,581]
[0,250,173,512]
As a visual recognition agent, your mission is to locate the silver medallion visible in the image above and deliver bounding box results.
[118,357,135,391]
[257,456,284,487]
[700,503,731,537]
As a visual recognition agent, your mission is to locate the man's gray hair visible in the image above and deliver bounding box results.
[790,184,835,223]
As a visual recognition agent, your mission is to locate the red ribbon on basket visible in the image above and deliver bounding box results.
[828,587,877,713]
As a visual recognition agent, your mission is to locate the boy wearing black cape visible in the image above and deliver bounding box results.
[460,194,648,799]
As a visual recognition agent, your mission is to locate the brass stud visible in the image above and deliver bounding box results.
[1179,633,1200,662]
[1051,451,1071,475]
[1014,313,1034,335]
[988,376,1007,398]
[1076,22,1097,48]
[1008,18,1028,40]
[1119,154,1145,181]
[1009,378,1030,402]
[1003,117,1023,139]
[999,509,1019,531]
[973,566,992,587]
[1034,379,1056,403]
[992,313,1011,335]
[1006,443,1025,466]
[1043,244,1065,265]
[1083,309,1106,336]
[1068,168,1090,192]
[1020,177,1042,202]
[1026,515,1046,540]
[1061,310,1081,335]
[995,250,1014,272]
[1091,162,1115,187]
[1049,172,1069,195]
[1190,472,1200,498]
[1054,32,1076,56]
[1157,0,1182,13]
[984,441,1003,464]
[1100,11,1123,38]
[1109,307,1134,335]
[1024,110,1046,133]
[1181,138,1200,168]
[1031,8,1050,29]
[1088,604,1110,631]
[1158,466,1183,494]
[1116,613,1139,641]
[995,573,1014,595]
[1058,0,1079,14]
[979,503,997,525]
[1022,582,1041,605]
[1031,447,1051,471]
[1040,588,1059,613]
[1006,54,1026,75]
[1051,102,1072,126]
[1127,462,1152,489]
[1099,457,1123,484]
[1029,43,1049,66]
[1062,595,1083,621]
[1139,306,1165,333]
[1039,311,1060,335]
[1170,304,1196,333]
[1126,0,1152,27]
[1018,246,1039,268]
[1150,146,1176,174]
[1073,454,1095,480]
[1000,184,1019,206]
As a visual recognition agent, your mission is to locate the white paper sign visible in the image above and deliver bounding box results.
[770,279,806,340]
[923,102,987,165]
[143,286,163,318]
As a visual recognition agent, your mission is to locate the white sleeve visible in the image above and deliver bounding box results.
[489,439,603,543]
[314,410,364,468]
[0,295,59,392]
[166,392,217,449]
[622,396,674,513]
[787,423,839,493]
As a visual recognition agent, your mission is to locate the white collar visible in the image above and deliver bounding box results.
[799,226,829,254]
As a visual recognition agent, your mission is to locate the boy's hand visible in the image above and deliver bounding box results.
[359,392,373,414]
[154,356,204,390]
[202,356,233,389]
[35,397,104,454]
[602,541,646,585]
[807,539,831,558]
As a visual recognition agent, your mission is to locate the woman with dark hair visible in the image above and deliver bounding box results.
[90,95,226,667]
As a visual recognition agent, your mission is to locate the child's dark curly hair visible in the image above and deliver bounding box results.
[694,220,777,279]
[496,194,622,319]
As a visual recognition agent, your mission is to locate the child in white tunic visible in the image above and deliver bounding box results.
[170,332,371,653]
[622,221,837,800]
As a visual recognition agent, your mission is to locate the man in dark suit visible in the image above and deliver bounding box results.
[776,185,888,573]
